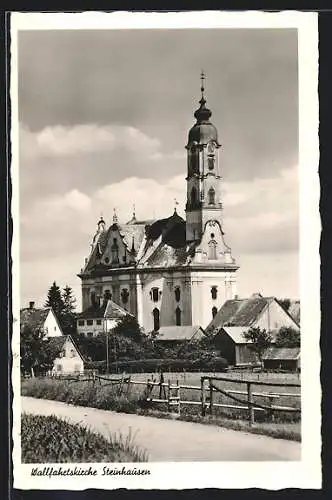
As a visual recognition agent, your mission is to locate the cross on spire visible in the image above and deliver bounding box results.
[113,208,118,223]
[174,198,179,213]
[200,70,205,99]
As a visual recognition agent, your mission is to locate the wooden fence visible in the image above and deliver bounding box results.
[46,371,301,426]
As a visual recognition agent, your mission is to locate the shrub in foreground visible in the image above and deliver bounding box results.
[21,413,148,463]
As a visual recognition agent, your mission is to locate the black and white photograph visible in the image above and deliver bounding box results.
[11,11,321,490]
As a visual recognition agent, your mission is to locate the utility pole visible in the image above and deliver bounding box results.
[105,319,109,374]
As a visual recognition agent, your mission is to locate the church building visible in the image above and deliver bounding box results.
[78,74,239,332]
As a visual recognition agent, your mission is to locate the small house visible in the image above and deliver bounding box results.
[154,325,205,347]
[45,335,85,375]
[262,347,301,372]
[76,298,130,337]
[20,301,64,338]
[205,294,300,366]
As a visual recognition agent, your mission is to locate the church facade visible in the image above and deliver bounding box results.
[78,76,239,332]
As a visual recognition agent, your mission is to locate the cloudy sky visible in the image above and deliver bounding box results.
[18,27,299,310]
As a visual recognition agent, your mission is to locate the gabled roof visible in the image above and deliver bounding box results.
[221,326,252,343]
[20,307,50,330]
[206,295,272,333]
[78,299,130,320]
[156,325,204,342]
[262,347,300,361]
[44,335,85,362]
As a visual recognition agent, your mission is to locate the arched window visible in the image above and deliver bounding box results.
[153,308,160,331]
[175,307,182,326]
[151,287,159,302]
[191,186,198,206]
[211,286,218,300]
[121,288,129,305]
[174,287,181,302]
[212,306,218,319]
[208,188,215,205]
[111,238,119,263]
[208,241,217,260]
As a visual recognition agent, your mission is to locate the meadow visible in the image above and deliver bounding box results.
[21,370,301,441]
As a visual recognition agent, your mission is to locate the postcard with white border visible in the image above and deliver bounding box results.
[11,10,321,490]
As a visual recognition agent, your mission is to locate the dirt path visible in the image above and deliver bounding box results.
[21,397,301,462]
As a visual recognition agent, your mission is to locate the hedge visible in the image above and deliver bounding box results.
[84,357,229,374]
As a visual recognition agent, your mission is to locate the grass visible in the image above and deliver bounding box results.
[21,370,301,441]
[21,413,148,463]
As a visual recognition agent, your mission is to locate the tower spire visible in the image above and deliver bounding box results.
[200,69,205,101]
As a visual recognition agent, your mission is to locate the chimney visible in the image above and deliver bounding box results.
[29,301,35,309]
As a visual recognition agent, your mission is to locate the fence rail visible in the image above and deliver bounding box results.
[42,371,301,426]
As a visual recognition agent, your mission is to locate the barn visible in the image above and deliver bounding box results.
[262,347,301,372]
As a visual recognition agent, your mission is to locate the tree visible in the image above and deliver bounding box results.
[20,325,54,376]
[45,282,65,318]
[276,327,300,347]
[61,285,77,335]
[242,326,273,364]
[113,315,143,343]
[279,298,291,312]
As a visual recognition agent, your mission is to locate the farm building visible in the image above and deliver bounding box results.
[45,335,85,374]
[262,347,300,372]
[20,301,64,338]
[154,325,205,346]
[76,298,130,337]
[205,294,300,366]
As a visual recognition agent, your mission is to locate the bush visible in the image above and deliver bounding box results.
[85,357,229,374]
[21,413,148,463]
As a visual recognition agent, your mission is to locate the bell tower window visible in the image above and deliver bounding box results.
[211,286,218,300]
[151,287,160,302]
[208,156,215,170]
[111,238,119,263]
[191,186,198,207]
[212,306,218,318]
[208,188,216,205]
[174,287,181,302]
[208,241,217,260]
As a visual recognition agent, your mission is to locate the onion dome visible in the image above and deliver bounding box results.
[187,71,220,147]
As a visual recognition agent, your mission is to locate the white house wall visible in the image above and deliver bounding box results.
[44,310,63,338]
[254,300,300,333]
[52,338,84,374]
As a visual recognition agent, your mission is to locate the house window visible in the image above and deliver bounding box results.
[208,241,217,260]
[151,287,159,302]
[87,332,93,338]
[70,349,76,358]
[153,308,160,331]
[211,286,218,300]
[208,187,216,205]
[121,288,129,305]
[96,319,102,325]
[175,307,181,326]
[78,320,85,326]
[111,238,119,263]
[212,306,218,319]
[174,287,181,302]
[74,364,81,372]
[56,364,62,372]
[54,326,56,331]
[44,327,48,334]
[87,319,93,326]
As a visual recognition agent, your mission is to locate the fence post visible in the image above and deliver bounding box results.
[209,378,213,416]
[177,379,181,415]
[167,379,171,412]
[247,382,254,426]
[201,377,206,416]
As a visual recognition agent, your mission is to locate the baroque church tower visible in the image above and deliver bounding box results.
[78,73,238,333]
